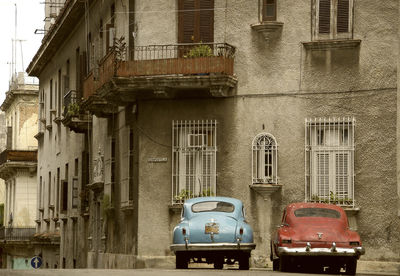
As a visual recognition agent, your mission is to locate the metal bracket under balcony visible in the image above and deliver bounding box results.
[81,94,118,118]
[61,114,92,133]
[99,74,238,103]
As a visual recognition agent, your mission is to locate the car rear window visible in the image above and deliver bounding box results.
[192,201,235,213]
[294,208,341,219]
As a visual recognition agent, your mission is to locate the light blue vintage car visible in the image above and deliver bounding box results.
[170,197,256,270]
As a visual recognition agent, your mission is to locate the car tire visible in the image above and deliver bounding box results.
[238,253,250,270]
[345,258,357,275]
[175,252,188,269]
[214,259,223,270]
[279,256,290,272]
[272,258,280,271]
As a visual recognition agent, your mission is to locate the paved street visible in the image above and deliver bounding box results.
[0,269,397,276]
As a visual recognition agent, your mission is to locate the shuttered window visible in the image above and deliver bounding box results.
[315,0,353,39]
[305,117,355,207]
[178,0,214,43]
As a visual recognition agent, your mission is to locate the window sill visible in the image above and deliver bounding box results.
[39,208,44,213]
[343,207,360,216]
[121,202,134,212]
[46,123,52,131]
[168,203,183,214]
[249,183,282,199]
[250,21,284,40]
[302,39,361,50]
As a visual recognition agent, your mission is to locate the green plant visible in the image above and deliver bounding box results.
[174,189,193,202]
[67,103,80,116]
[101,194,113,218]
[201,188,214,197]
[185,44,213,58]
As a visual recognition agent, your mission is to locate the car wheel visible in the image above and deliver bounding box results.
[214,259,223,269]
[345,258,357,275]
[238,253,250,270]
[279,256,290,272]
[175,252,188,269]
[272,258,280,271]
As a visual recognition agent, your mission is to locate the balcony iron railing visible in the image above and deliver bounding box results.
[83,43,236,99]
[63,90,78,117]
[0,227,35,241]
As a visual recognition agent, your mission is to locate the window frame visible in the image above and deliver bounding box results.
[305,117,355,207]
[261,0,277,22]
[172,120,217,203]
[252,133,278,185]
[312,0,354,41]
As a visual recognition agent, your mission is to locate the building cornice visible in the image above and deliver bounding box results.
[1,89,39,111]
[27,0,90,77]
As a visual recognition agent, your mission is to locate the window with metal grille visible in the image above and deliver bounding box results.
[252,133,278,184]
[305,117,355,207]
[172,120,217,203]
[313,0,353,40]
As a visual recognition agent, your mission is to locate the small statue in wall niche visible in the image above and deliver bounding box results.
[93,147,104,183]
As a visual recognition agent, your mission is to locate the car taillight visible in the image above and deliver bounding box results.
[182,228,186,235]
[239,228,244,235]
[350,241,359,246]
[281,239,291,244]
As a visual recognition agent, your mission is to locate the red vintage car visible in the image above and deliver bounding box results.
[271,202,365,275]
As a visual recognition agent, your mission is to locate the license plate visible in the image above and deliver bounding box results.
[205,223,219,234]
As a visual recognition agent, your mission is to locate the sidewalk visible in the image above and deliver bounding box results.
[357,260,400,276]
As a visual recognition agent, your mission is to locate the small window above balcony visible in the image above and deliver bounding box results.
[251,0,283,40]
[304,0,361,50]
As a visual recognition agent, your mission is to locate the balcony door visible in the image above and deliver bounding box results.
[178,0,214,44]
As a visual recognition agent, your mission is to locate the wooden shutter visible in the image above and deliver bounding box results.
[199,0,214,43]
[318,0,331,34]
[337,0,349,33]
[178,0,214,43]
[317,153,330,196]
[178,0,195,43]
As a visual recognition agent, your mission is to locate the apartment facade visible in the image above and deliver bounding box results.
[28,0,400,270]
[0,73,38,268]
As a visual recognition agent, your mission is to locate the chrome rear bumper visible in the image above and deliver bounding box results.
[277,246,365,257]
[170,243,256,252]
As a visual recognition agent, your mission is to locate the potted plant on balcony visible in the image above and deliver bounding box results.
[185,44,213,58]
[67,103,80,117]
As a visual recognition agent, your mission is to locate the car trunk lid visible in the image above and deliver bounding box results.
[188,213,237,243]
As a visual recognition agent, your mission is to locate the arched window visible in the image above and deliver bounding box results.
[252,133,278,184]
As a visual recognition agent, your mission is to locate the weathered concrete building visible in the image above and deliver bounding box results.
[27,0,400,272]
[0,72,38,268]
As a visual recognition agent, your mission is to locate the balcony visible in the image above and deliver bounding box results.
[82,43,237,114]
[61,90,92,133]
[0,227,35,241]
[0,149,37,179]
